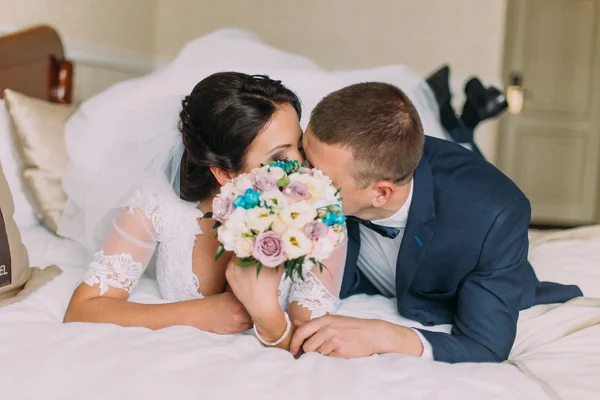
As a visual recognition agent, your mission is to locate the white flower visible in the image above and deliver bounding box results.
[279,201,317,229]
[245,207,274,233]
[310,237,335,260]
[234,237,255,258]
[250,165,269,174]
[260,189,288,211]
[270,216,288,234]
[225,207,248,229]
[269,167,286,180]
[217,226,238,251]
[234,176,253,193]
[220,208,250,248]
[290,173,330,200]
[220,182,241,199]
[282,229,312,259]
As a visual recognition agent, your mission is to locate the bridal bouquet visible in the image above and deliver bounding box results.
[206,160,346,279]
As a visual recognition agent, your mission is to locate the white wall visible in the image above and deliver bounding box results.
[0,0,508,161]
[154,0,508,161]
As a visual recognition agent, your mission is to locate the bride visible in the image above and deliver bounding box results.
[61,72,346,350]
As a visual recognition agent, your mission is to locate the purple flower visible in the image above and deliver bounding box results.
[284,181,309,202]
[252,231,287,267]
[212,197,234,222]
[303,220,328,240]
[251,172,277,192]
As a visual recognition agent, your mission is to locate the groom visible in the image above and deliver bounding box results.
[284,82,582,363]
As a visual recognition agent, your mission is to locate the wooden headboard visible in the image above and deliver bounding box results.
[0,25,73,104]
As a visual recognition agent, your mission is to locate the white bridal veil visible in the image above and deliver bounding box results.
[58,29,449,254]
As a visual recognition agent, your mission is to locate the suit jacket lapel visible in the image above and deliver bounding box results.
[395,157,435,301]
[340,218,360,298]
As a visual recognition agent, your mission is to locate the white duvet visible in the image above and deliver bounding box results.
[2,29,599,400]
[0,225,599,400]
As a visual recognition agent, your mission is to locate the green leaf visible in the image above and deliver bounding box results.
[327,205,341,213]
[215,244,225,261]
[203,211,213,219]
[283,260,292,279]
[277,176,290,187]
[255,262,263,278]
[318,262,329,274]
[211,221,222,231]
[235,258,257,268]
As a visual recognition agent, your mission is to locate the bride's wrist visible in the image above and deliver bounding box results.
[253,308,287,343]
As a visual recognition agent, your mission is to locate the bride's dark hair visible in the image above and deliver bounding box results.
[178,72,302,202]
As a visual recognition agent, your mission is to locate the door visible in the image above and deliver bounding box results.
[498,0,600,226]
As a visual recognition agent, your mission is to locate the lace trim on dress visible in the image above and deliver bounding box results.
[288,271,339,319]
[82,250,145,295]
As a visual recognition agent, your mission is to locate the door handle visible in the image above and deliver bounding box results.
[507,72,526,114]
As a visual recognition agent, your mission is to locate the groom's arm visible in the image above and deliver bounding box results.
[290,195,531,363]
[415,195,531,363]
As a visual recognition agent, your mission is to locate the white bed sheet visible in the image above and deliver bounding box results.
[0,227,559,400]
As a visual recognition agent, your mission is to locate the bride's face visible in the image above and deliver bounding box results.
[242,103,305,171]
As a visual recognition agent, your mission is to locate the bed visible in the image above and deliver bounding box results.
[1,25,599,400]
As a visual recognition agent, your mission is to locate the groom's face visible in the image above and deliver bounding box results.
[302,125,371,217]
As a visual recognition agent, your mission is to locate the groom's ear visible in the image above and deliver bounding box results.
[371,181,395,208]
[210,167,235,186]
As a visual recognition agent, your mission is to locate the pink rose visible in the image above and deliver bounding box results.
[251,172,277,192]
[212,197,234,222]
[303,220,328,240]
[252,231,287,267]
[284,181,309,202]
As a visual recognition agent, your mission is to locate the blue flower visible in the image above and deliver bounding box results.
[243,188,261,208]
[269,161,286,171]
[234,195,248,209]
[268,160,300,174]
[322,212,338,226]
[234,188,261,209]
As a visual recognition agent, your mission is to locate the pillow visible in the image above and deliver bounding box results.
[0,99,39,228]
[0,156,61,307]
[4,89,76,233]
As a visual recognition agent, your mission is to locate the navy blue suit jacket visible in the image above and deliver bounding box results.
[340,137,582,363]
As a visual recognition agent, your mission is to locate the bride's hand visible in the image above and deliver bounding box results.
[225,258,283,318]
[226,258,288,342]
[189,292,252,334]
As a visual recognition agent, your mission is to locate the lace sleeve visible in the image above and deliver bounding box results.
[288,241,347,319]
[81,202,159,296]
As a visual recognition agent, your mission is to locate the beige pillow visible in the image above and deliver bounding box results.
[0,155,61,307]
[4,89,75,233]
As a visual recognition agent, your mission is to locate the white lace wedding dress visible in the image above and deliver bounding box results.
[79,181,342,318]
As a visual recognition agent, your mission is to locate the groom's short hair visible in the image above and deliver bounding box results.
[310,82,425,187]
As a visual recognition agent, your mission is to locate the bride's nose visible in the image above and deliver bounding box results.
[294,146,306,164]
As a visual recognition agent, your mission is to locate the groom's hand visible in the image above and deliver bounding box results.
[289,315,424,358]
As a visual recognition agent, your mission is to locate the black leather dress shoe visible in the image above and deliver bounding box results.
[461,78,508,129]
[426,65,451,109]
